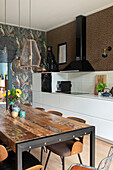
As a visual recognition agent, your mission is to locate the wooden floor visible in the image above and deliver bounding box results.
[31,136,113,170]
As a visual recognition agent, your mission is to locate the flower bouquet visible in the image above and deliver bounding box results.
[3,88,22,112]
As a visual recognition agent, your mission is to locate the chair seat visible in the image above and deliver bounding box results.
[0,151,42,170]
[46,139,76,157]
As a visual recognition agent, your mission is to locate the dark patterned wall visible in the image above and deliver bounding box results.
[0,24,46,104]
[47,21,76,70]
[86,6,113,71]
[47,6,113,71]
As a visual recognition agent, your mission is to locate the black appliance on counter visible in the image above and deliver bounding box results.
[56,81,72,93]
[41,73,52,93]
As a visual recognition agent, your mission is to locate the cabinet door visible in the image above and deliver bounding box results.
[32,102,42,108]
[41,92,60,107]
[32,73,41,91]
[32,91,42,104]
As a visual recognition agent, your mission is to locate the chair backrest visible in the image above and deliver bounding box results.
[67,117,86,124]
[97,146,113,170]
[24,103,32,107]
[0,145,8,162]
[67,117,86,143]
[47,111,63,117]
[35,107,45,112]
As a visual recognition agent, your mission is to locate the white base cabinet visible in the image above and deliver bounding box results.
[32,73,113,143]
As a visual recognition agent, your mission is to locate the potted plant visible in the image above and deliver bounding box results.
[96,82,107,95]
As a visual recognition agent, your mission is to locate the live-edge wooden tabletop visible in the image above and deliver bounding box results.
[0,104,90,152]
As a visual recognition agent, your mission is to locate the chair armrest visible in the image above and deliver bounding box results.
[71,141,83,155]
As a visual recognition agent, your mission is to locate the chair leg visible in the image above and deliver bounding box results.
[61,156,65,170]
[78,153,82,164]
[44,150,51,170]
[40,147,44,163]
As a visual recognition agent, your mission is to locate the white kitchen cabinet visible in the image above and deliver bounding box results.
[32,73,41,91]
[32,91,42,104]
[32,102,42,108]
[32,73,113,143]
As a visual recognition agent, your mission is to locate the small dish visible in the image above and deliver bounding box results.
[102,92,111,97]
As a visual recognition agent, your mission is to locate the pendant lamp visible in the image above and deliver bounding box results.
[0,0,17,63]
[20,0,41,67]
[12,0,25,73]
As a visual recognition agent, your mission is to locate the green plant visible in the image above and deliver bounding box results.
[96,83,107,91]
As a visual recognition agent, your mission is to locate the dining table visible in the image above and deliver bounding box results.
[0,104,95,170]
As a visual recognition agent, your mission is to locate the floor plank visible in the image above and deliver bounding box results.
[31,136,113,170]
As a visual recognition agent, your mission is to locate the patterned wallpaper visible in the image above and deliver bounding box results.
[0,24,46,104]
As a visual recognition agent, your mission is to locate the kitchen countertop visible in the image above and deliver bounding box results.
[52,92,113,102]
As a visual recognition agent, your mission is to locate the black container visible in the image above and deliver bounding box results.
[57,81,72,93]
[41,73,52,93]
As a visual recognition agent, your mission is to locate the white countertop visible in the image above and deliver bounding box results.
[52,92,113,102]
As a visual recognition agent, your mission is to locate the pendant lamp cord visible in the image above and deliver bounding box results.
[5,0,6,24]
[19,0,20,27]
[29,0,31,29]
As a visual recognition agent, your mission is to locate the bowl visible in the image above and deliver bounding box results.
[102,92,111,97]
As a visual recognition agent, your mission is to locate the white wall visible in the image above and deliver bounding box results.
[52,71,113,93]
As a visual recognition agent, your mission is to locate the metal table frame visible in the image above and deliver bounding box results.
[16,126,95,170]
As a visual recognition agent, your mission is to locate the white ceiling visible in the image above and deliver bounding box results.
[0,0,113,32]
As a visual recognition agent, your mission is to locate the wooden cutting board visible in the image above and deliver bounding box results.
[94,75,107,95]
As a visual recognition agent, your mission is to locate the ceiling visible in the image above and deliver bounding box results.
[0,0,113,32]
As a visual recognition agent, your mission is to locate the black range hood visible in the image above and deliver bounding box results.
[63,15,94,71]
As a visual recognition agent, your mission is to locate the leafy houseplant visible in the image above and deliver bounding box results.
[96,83,107,92]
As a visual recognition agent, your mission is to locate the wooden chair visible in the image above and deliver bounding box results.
[68,146,113,170]
[0,145,8,162]
[24,103,32,107]
[47,110,63,117]
[44,117,86,170]
[40,110,63,163]
[35,107,45,112]
[0,145,43,170]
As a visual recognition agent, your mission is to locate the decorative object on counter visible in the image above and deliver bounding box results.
[94,75,107,95]
[101,91,111,97]
[102,46,112,58]
[46,46,58,72]
[11,111,18,118]
[34,65,46,72]
[58,42,67,64]
[19,110,26,117]
[20,0,41,68]
[110,87,113,97]
[96,82,107,96]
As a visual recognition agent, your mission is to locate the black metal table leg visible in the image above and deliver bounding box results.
[16,144,23,170]
[90,126,95,167]
[15,126,95,170]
